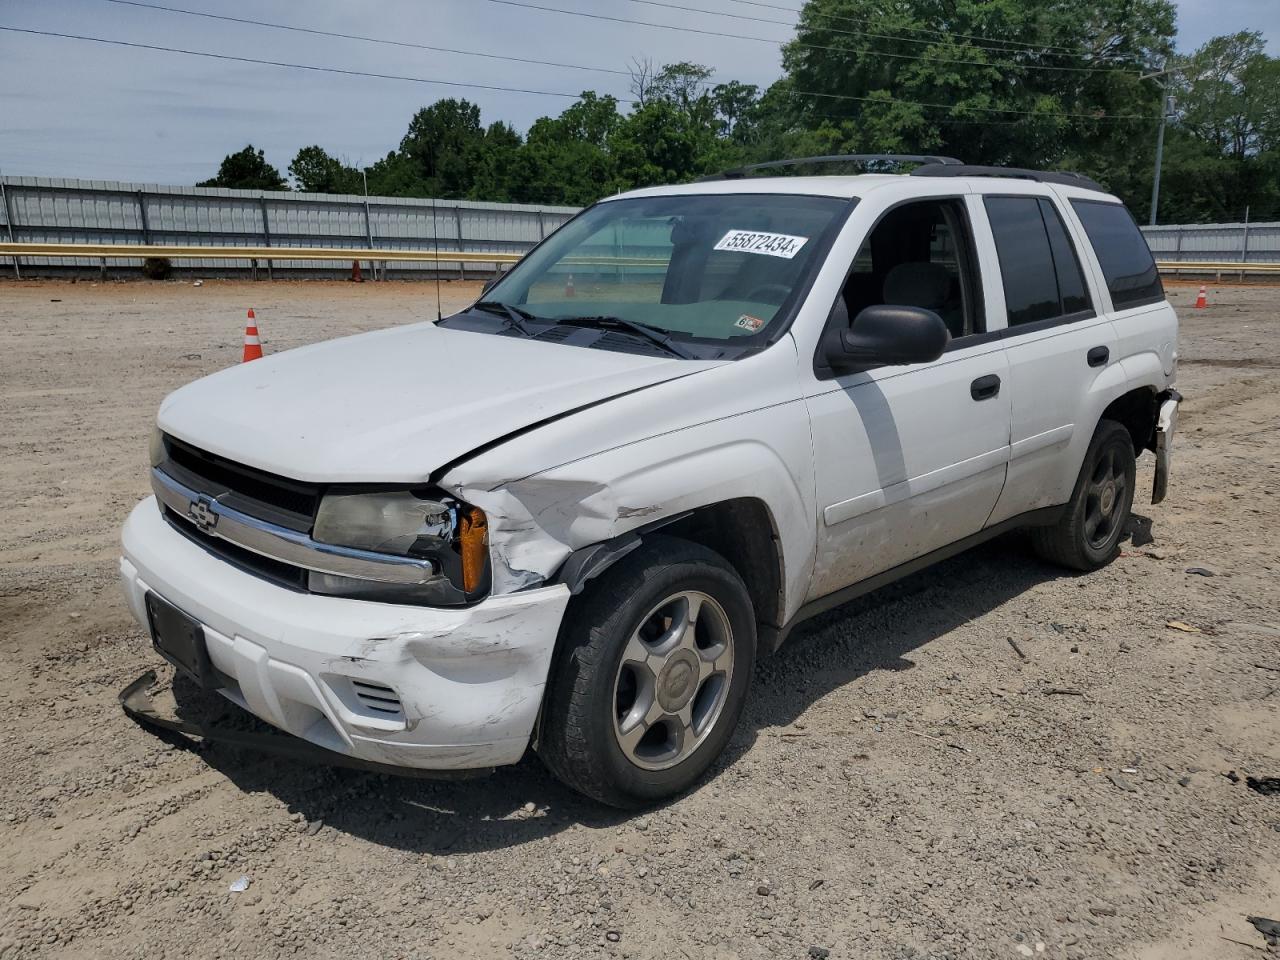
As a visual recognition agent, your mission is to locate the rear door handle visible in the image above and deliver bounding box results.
[1087,346,1109,367]
[970,374,1001,401]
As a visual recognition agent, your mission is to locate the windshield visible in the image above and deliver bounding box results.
[480,193,850,344]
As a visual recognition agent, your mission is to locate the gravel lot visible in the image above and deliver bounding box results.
[1,278,1277,960]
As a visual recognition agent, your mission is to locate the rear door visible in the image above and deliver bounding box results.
[980,190,1118,525]
[1068,197,1177,389]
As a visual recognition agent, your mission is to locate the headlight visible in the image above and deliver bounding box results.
[315,491,456,556]
[313,490,489,603]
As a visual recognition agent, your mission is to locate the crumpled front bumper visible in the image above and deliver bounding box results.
[120,498,571,770]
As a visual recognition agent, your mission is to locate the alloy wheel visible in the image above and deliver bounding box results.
[611,590,734,771]
[1084,446,1128,549]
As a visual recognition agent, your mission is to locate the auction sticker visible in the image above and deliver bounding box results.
[714,229,808,259]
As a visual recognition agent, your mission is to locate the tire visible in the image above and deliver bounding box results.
[538,535,756,808]
[1031,419,1136,571]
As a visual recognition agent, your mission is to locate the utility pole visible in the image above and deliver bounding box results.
[1149,89,1172,226]
[1142,60,1189,227]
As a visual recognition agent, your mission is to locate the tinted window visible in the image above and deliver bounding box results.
[1039,199,1091,315]
[984,197,1063,327]
[1071,200,1164,309]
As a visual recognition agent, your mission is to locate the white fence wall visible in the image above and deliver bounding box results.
[0,176,579,276]
[2,175,1277,277]
[1140,221,1280,265]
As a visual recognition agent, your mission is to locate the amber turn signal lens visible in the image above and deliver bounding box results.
[459,507,489,593]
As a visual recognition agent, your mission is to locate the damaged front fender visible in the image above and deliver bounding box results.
[443,427,815,621]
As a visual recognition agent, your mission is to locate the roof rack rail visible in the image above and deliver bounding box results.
[910,164,1105,192]
[701,154,964,181]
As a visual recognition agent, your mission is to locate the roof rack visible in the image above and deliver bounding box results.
[910,164,1105,192]
[701,154,964,181]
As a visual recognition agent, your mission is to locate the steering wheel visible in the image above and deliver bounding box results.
[744,282,792,303]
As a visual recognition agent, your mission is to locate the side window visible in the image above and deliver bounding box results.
[838,198,983,341]
[1039,199,1091,316]
[984,196,1093,328]
[1071,199,1164,310]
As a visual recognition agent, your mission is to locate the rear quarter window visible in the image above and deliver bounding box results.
[1071,200,1165,310]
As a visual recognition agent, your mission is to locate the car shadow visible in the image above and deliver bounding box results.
[164,525,1141,855]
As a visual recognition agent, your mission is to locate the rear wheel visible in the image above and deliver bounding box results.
[538,536,756,808]
[1032,419,1136,571]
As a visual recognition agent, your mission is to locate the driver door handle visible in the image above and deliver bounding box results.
[970,374,1001,401]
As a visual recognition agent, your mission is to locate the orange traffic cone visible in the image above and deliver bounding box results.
[565,274,575,298]
[242,309,263,362]
[1193,285,1207,309]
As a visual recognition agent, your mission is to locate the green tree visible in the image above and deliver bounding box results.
[398,98,487,197]
[648,62,715,118]
[1176,32,1280,159]
[516,93,627,204]
[363,150,426,198]
[610,100,722,187]
[197,145,288,190]
[1150,32,1280,221]
[288,145,363,194]
[468,121,524,202]
[711,81,761,141]
[543,91,622,147]
[781,0,1174,171]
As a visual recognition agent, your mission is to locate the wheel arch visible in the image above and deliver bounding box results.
[553,496,787,652]
[1098,384,1160,455]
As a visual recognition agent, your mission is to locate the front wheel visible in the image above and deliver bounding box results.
[1032,419,1136,571]
[538,536,756,808]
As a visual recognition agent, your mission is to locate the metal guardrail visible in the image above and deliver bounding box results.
[1,242,1278,275]
[0,242,671,270]
[1151,259,1280,276]
[0,242,522,264]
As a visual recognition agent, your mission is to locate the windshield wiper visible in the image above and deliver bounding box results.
[473,300,539,337]
[553,315,696,359]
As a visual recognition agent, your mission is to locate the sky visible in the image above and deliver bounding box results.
[0,0,1276,185]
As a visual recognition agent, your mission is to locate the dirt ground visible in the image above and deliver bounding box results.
[1,277,1277,960]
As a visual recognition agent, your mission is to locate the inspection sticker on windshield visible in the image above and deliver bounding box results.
[714,229,808,259]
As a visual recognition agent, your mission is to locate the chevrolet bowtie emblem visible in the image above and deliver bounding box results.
[187,496,219,534]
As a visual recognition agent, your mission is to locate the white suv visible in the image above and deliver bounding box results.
[120,157,1180,807]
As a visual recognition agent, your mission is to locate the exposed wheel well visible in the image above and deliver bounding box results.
[1100,387,1159,455]
[659,498,784,640]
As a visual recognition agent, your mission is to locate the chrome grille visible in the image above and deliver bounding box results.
[162,435,319,532]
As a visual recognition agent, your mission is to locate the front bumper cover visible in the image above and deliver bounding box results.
[119,670,484,778]
[120,497,571,771]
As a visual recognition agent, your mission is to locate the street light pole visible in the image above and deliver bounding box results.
[361,168,377,282]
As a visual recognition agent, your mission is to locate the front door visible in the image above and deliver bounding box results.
[804,196,1011,600]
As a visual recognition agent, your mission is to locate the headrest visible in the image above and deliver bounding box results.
[883,262,951,309]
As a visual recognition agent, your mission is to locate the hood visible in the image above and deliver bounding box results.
[158,322,722,483]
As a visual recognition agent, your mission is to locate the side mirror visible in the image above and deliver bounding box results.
[481,277,499,296]
[824,303,950,370]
